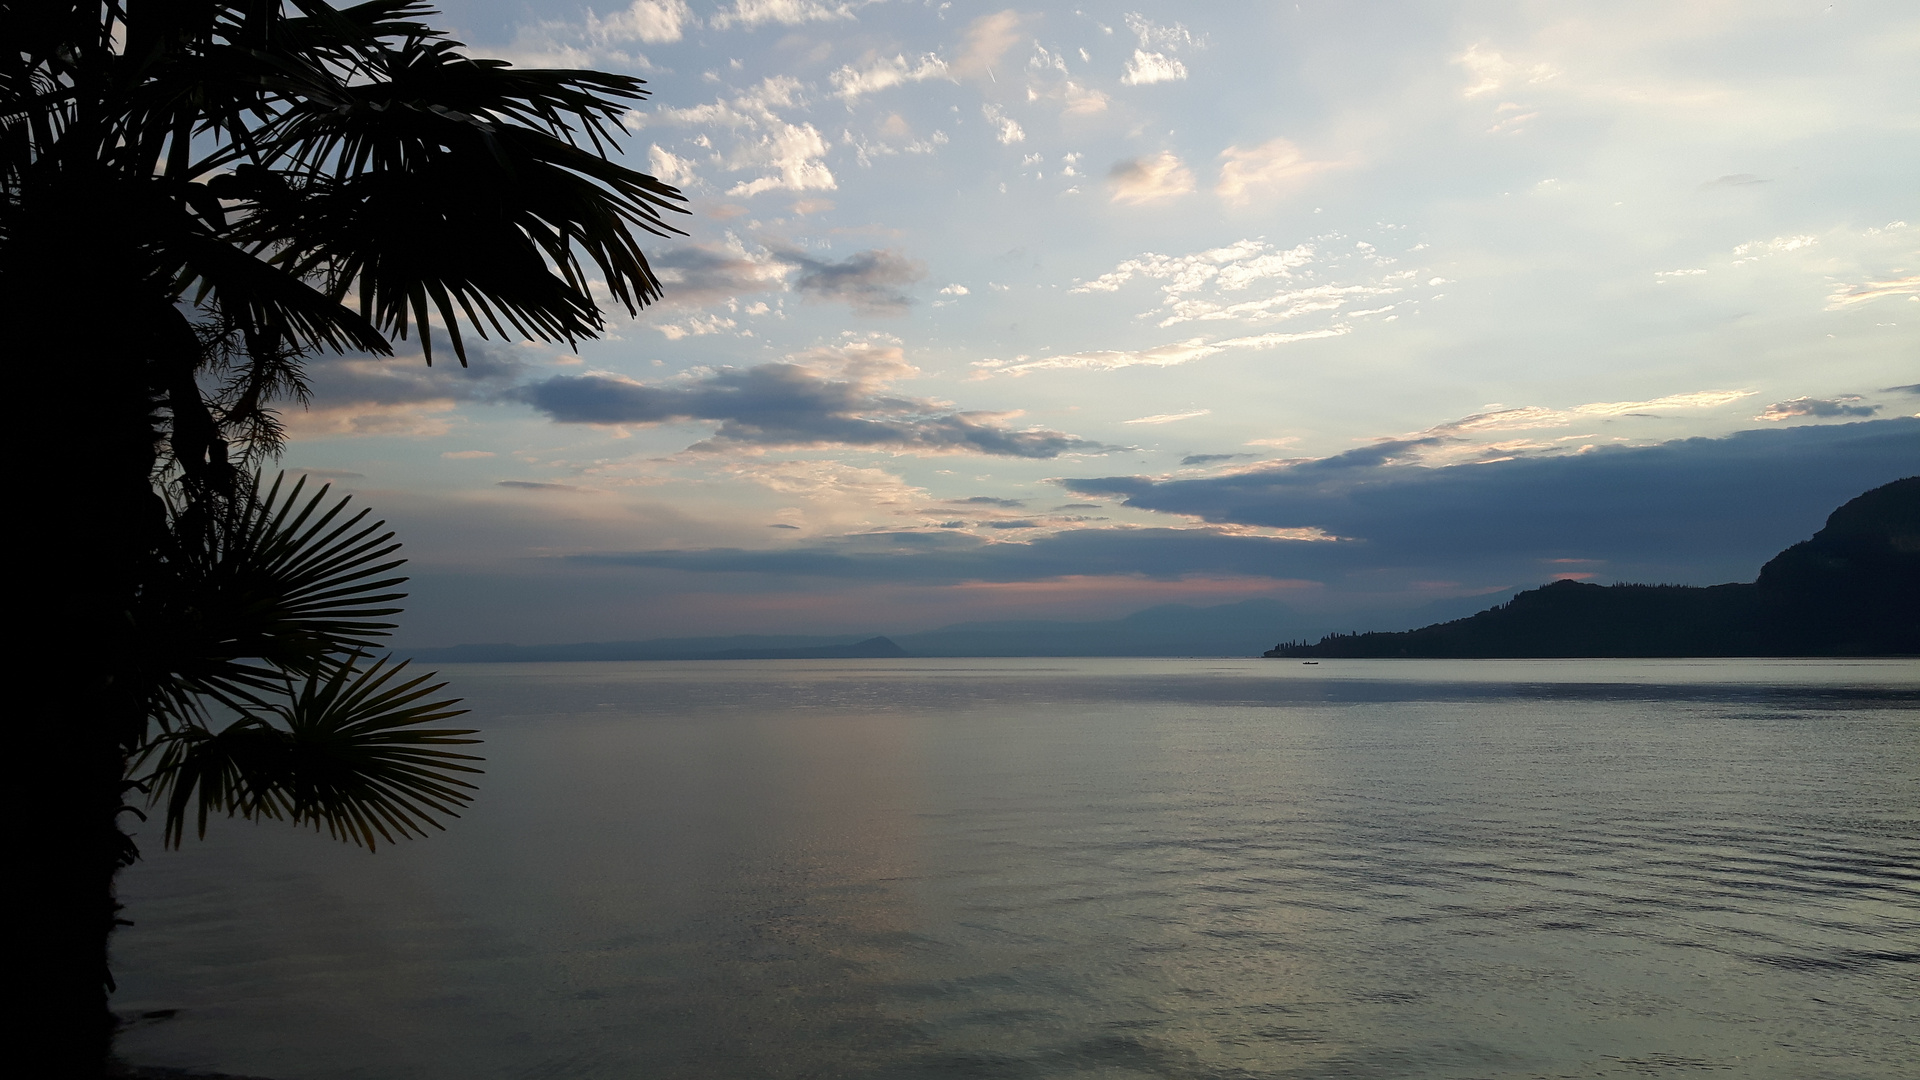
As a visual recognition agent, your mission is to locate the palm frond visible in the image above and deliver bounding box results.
[249,31,686,363]
[142,655,480,849]
[140,471,413,712]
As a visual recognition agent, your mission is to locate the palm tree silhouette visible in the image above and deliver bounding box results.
[2,3,686,1070]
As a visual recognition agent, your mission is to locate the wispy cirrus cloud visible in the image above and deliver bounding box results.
[950,10,1024,80]
[1216,138,1350,204]
[1070,237,1417,328]
[1826,275,1920,309]
[1399,390,1758,446]
[974,328,1349,376]
[1126,409,1211,425]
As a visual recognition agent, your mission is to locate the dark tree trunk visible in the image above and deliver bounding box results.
[8,177,169,1075]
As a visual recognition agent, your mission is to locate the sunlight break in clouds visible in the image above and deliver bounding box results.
[1108,152,1193,204]
[1216,139,1348,204]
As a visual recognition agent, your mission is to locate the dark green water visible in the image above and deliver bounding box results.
[114,658,1920,1079]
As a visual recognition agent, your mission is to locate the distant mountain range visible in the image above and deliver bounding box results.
[408,597,1354,663]
[1268,477,1918,658]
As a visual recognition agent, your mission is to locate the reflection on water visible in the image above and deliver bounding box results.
[114,659,1920,1079]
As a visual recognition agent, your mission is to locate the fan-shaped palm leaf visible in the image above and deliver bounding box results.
[144,655,479,849]
[141,472,412,720]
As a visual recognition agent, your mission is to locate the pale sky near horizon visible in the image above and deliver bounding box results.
[280,1,1918,647]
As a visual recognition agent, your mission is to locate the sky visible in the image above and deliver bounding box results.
[283,0,1918,647]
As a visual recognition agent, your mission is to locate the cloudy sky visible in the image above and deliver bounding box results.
[288,0,1918,646]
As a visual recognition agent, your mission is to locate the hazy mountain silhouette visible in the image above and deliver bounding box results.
[1268,477,1918,658]
[409,598,1335,661]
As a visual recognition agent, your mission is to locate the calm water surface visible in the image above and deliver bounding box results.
[114,659,1920,1079]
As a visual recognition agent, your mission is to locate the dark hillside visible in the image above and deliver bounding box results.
[1268,477,1918,658]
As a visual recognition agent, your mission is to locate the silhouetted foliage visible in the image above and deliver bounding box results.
[2,2,682,1070]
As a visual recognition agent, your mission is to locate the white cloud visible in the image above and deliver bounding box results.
[981,103,1026,144]
[655,314,741,340]
[1573,390,1754,416]
[1062,82,1110,115]
[1124,409,1211,425]
[1456,45,1558,99]
[285,400,460,439]
[951,10,1024,80]
[1068,238,1433,329]
[1121,50,1187,86]
[725,459,931,532]
[1107,152,1193,204]
[1074,239,1280,294]
[939,284,970,295]
[648,144,697,186]
[1161,282,1396,329]
[1401,391,1761,463]
[1754,396,1879,421]
[709,0,853,31]
[1216,138,1348,204]
[1825,275,1920,309]
[639,77,836,197]
[1732,234,1818,260]
[484,0,690,68]
[727,123,836,195]
[830,53,950,101]
[647,234,793,309]
[977,328,1349,376]
[1024,41,1110,116]
[598,0,693,43]
[1123,13,1200,51]
[643,74,803,128]
[1076,240,1340,315]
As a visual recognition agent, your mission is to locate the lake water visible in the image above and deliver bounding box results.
[113,658,1920,1080]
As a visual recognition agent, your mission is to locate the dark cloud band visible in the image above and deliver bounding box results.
[512,362,1114,458]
